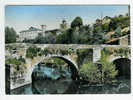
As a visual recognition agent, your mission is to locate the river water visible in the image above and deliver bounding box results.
[10,65,131,94]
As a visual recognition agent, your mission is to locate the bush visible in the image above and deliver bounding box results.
[26,47,41,58]
[79,61,101,83]
[79,50,118,84]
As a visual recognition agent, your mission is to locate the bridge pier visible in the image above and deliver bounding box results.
[93,47,102,63]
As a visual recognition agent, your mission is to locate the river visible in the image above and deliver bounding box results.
[10,65,131,94]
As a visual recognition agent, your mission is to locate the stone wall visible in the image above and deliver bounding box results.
[120,35,129,46]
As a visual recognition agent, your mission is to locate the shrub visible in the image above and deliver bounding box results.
[26,47,41,58]
[79,61,101,83]
[79,50,118,84]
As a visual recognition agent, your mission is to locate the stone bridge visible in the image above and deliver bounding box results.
[5,43,131,89]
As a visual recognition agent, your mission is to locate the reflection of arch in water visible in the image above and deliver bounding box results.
[113,58,131,79]
[31,56,79,94]
[50,56,79,80]
[31,55,79,81]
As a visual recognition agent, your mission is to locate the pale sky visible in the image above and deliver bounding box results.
[5,5,129,34]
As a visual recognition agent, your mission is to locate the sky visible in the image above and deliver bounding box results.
[5,5,129,34]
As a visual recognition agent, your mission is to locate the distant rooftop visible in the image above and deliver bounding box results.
[45,29,60,33]
[20,26,42,33]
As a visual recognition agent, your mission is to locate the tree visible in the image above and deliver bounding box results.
[92,29,106,44]
[56,28,73,44]
[34,33,56,44]
[71,16,83,28]
[5,27,17,43]
[100,50,118,84]
[34,33,44,44]
[111,26,121,38]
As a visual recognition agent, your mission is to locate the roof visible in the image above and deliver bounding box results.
[20,27,42,33]
[45,29,60,33]
[106,38,119,43]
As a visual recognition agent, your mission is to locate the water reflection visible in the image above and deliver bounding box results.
[32,65,78,94]
[10,65,131,94]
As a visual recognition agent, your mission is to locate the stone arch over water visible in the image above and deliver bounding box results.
[31,55,79,94]
[30,55,79,82]
[113,58,131,79]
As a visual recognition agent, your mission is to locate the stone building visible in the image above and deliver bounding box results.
[19,20,69,42]
[19,26,44,41]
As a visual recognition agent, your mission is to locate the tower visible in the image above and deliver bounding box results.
[41,25,46,37]
[60,19,68,31]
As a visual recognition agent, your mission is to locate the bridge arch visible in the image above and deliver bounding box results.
[26,55,79,83]
[113,58,131,79]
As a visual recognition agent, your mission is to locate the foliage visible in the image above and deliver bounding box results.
[100,50,118,84]
[6,56,25,65]
[5,27,17,43]
[39,48,49,56]
[77,49,93,66]
[56,28,74,44]
[23,38,34,43]
[71,16,83,28]
[111,26,121,38]
[72,25,93,44]
[109,15,130,31]
[5,57,26,72]
[20,14,130,44]
[114,48,130,58]
[34,33,56,44]
[53,58,66,68]
[79,50,118,84]
[26,47,41,59]
[92,29,108,44]
[79,61,101,83]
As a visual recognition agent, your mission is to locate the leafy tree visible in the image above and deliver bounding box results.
[109,15,130,31]
[101,23,110,32]
[33,33,45,44]
[92,30,106,44]
[5,27,17,43]
[72,25,93,44]
[100,50,118,84]
[71,16,83,28]
[111,26,121,38]
[34,33,56,44]
[56,28,73,44]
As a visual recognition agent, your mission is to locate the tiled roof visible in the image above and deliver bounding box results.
[106,38,119,43]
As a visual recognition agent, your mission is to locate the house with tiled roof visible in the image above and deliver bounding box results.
[106,34,130,45]
[105,26,130,45]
